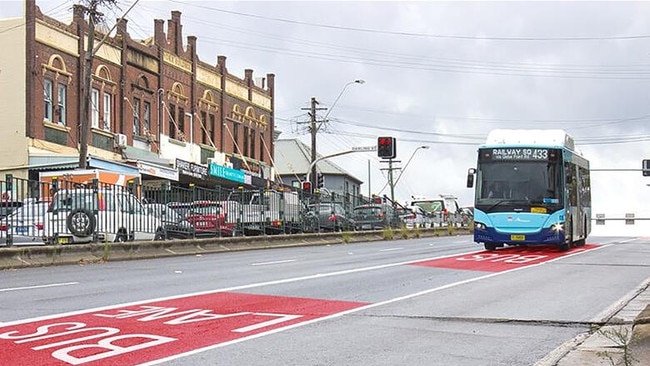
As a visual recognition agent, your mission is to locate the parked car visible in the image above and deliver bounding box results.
[352,203,402,230]
[308,202,355,232]
[0,200,48,246]
[184,200,234,237]
[145,203,194,239]
[44,188,165,244]
[400,205,432,229]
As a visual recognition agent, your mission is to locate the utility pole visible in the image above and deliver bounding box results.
[78,1,100,169]
[299,81,364,189]
[300,97,326,188]
[309,97,317,189]
[77,0,134,169]
[380,159,401,203]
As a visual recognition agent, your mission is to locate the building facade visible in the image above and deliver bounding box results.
[0,0,275,194]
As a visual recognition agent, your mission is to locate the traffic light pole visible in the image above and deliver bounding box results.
[388,158,396,203]
[305,149,359,184]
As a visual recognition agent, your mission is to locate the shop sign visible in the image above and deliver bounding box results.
[176,159,207,180]
[137,161,179,181]
[209,163,245,183]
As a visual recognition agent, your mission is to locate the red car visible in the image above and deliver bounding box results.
[183,201,234,237]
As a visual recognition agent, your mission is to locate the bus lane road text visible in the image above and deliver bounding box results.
[0,292,367,365]
[411,244,599,272]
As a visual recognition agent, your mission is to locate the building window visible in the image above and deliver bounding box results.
[259,133,264,162]
[143,101,151,134]
[209,113,215,146]
[133,97,141,135]
[200,111,207,145]
[91,88,99,128]
[43,79,53,122]
[56,83,66,125]
[250,130,256,159]
[178,107,185,141]
[102,93,112,131]
[243,127,249,157]
[233,123,239,151]
[168,103,176,140]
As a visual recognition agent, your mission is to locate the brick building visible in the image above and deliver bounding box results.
[0,0,275,192]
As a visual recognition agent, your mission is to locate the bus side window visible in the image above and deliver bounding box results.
[565,164,577,206]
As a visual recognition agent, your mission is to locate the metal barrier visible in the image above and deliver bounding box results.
[0,175,473,246]
[593,213,650,225]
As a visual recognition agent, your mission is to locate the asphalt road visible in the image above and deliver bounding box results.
[0,234,648,365]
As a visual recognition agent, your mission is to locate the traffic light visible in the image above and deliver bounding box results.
[317,173,324,188]
[377,136,396,159]
[302,181,312,193]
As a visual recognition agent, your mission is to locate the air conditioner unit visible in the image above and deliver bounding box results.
[114,133,128,149]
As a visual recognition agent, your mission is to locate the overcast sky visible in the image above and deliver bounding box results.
[3,1,650,217]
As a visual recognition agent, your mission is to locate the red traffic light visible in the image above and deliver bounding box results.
[377,136,396,159]
[302,181,312,192]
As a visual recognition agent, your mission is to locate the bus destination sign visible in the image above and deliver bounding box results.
[481,148,555,161]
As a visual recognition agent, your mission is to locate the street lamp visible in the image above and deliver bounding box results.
[393,145,430,187]
[321,79,365,124]
[310,79,365,188]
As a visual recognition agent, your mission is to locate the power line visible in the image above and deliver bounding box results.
[166,0,650,42]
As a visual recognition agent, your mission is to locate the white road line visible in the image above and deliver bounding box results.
[379,247,403,252]
[0,282,79,293]
[250,259,297,266]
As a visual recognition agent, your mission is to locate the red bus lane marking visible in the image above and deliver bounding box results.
[411,244,599,272]
[0,292,368,366]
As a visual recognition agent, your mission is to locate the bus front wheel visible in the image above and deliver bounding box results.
[484,242,497,251]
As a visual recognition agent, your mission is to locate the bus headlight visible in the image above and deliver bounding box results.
[551,222,564,233]
[475,222,487,230]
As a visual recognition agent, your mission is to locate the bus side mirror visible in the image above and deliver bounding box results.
[466,168,476,188]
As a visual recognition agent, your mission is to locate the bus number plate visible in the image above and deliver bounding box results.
[511,234,525,241]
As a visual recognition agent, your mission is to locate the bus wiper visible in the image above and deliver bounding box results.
[485,200,508,211]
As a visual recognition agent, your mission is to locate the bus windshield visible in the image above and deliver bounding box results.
[476,160,562,206]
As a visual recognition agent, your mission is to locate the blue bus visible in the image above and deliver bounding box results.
[467,129,591,251]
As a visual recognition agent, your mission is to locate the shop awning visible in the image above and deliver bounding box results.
[122,146,173,166]
[87,156,140,175]
[28,156,79,171]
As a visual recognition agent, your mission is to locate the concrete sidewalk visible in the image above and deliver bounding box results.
[537,278,650,365]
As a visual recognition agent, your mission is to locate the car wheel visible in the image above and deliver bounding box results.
[114,231,128,243]
[66,209,96,237]
[154,228,166,241]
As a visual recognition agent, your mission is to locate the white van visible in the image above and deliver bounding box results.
[44,188,165,244]
[409,194,461,226]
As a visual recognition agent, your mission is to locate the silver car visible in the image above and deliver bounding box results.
[0,201,49,246]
